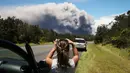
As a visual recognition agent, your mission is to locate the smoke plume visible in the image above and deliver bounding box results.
[0,2,94,35]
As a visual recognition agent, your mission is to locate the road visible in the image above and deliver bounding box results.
[21,44,83,62]
[0,42,89,62]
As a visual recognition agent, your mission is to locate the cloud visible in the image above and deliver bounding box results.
[67,0,87,2]
[92,15,117,34]
[0,2,94,35]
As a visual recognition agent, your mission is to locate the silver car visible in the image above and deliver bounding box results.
[74,38,87,51]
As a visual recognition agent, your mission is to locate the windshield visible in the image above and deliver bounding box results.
[0,47,24,60]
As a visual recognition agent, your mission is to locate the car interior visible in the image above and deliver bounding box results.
[0,40,50,73]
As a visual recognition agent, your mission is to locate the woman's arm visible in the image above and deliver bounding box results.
[45,39,57,67]
[45,46,56,68]
[66,39,79,64]
[71,43,79,64]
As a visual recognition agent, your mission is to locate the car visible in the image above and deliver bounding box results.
[74,38,87,51]
[0,40,50,73]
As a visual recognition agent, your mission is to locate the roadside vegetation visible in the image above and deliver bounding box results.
[94,10,130,48]
[76,11,130,73]
[76,10,130,73]
[0,16,94,44]
[16,43,38,47]
[76,43,130,73]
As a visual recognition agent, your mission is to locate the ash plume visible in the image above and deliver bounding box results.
[0,2,94,35]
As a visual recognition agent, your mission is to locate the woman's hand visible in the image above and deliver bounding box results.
[66,38,74,44]
[53,39,59,50]
[53,39,57,45]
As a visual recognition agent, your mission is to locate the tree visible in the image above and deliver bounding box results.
[94,25,108,44]
[94,10,130,48]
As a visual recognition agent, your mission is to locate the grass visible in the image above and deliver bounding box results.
[76,43,130,73]
[39,42,53,45]
[16,43,38,47]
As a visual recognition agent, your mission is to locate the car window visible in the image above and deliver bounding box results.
[75,40,85,43]
[0,47,24,60]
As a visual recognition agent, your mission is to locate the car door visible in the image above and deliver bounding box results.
[0,40,50,73]
[0,40,33,73]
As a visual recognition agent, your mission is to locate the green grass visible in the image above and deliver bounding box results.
[40,42,53,45]
[76,43,130,73]
[16,43,38,47]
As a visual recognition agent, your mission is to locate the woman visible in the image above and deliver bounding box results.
[45,39,79,73]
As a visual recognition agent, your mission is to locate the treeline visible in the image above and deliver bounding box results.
[0,16,43,43]
[0,16,94,44]
[94,10,130,48]
[42,29,94,42]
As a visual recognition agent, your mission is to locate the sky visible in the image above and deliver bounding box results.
[0,0,130,34]
[0,0,129,19]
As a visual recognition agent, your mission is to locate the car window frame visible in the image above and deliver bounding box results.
[0,40,30,64]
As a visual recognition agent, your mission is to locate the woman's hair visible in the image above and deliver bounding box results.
[56,39,71,69]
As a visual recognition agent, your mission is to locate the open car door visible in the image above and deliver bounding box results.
[0,40,50,73]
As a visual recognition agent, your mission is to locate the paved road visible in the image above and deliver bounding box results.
[0,41,92,62]
[21,44,83,62]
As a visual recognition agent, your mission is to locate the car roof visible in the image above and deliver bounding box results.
[75,38,85,40]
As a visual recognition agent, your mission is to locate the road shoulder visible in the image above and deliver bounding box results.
[76,43,130,73]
